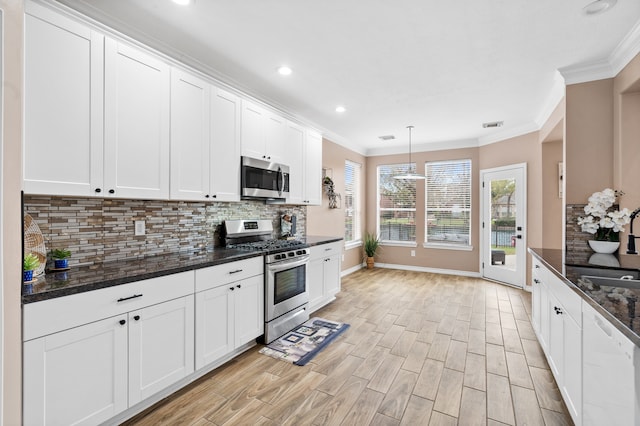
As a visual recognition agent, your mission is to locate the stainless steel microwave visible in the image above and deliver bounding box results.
[241,156,290,200]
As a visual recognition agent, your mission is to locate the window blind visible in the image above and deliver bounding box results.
[344,160,362,242]
[377,163,416,242]
[425,159,471,246]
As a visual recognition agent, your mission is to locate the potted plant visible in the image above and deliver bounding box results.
[363,232,381,269]
[577,188,631,253]
[24,253,40,282]
[51,248,72,269]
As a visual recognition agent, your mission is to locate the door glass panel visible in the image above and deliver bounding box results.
[490,178,517,272]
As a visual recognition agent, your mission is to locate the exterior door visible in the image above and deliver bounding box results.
[481,164,527,287]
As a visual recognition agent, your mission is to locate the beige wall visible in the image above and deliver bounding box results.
[306,139,366,271]
[1,0,24,424]
[365,148,480,273]
[542,140,563,249]
[565,79,614,204]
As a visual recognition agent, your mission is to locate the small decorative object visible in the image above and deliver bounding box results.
[577,188,631,253]
[51,248,71,269]
[23,253,40,282]
[363,232,381,269]
[23,213,46,276]
[323,176,341,209]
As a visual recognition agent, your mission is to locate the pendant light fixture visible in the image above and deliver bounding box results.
[394,125,426,180]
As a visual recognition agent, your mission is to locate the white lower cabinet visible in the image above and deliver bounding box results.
[308,241,342,313]
[128,296,195,405]
[194,257,264,370]
[24,315,128,426]
[23,272,195,426]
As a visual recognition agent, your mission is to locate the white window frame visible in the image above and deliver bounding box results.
[344,160,362,250]
[424,159,473,251]
[377,163,417,247]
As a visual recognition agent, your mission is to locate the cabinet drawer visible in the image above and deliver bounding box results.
[23,271,194,341]
[532,258,546,283]
[546,273,582,326]
[310,241,342,261]
[195,256,263,292]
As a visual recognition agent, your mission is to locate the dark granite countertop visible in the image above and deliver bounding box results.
[529,248,640,346]
[22,236,343,304]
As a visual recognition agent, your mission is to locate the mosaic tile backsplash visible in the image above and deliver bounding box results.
[24,195,307,267]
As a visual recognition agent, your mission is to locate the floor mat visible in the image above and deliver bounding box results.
[259,317,350,366]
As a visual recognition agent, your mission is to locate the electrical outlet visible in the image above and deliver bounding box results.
[411,250,416,257]
[134,220,145,236]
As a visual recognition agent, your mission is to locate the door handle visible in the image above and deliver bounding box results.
[516,235,522,239]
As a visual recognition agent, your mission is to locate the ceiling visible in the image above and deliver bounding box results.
[54,0,640,155]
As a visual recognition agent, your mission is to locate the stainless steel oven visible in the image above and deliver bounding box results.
[265,251,310,343]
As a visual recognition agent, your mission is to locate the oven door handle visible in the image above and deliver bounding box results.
[268,255,309,273]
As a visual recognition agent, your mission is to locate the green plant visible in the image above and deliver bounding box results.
[24,253,40,271]
[363,232,381,258]
[51,248,71,259]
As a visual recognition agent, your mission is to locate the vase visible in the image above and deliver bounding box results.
[366,257,375,269]
[588,240,620,254]
[54,259,68,269]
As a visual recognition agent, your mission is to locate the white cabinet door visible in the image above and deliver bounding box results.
[23,315,128,426]
[195,285,234,370]
[128,295,195,405]
[241,100,267,160]
[233,275,264,347]
[24,5,104,197]
[170,68,210,201]
[324,254,341,297]
[264,112,287,164]
[304,130,323,205]
[104,38,170,199]
[286,121,306,204]
[563,313,582,425]
[210,87,241,201]
[547,291,564,379]
[307,257,325,311]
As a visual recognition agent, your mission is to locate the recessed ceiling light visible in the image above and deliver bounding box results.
[378,135,395,141]
[335,106,346,113]
[172,0,192,5]
[482,121,504,128]
[582,0,617,16]
[277,66,292,76]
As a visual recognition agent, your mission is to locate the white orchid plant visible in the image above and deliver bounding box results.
[577,188,631,242]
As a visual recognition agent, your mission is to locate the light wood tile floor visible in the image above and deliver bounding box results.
[125,268,573,426]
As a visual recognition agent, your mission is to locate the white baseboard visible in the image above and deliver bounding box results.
[372,262,482,278]
[341,264,364,277]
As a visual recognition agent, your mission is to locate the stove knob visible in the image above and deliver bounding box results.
[296,250,303,255]
[274,254,282,260]
[288,252,295,257]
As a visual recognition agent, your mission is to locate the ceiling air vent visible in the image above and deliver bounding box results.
[378,135,395,141]
[482,121,504,128]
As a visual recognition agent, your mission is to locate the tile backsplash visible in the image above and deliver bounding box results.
[24,195,306,267]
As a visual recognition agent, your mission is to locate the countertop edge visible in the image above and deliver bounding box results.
[528,248,640,347]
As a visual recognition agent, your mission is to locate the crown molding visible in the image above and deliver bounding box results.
[366,138,478,157]
[477,122,540,146]
[559,18,640,85]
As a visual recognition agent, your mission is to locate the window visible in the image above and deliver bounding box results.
[377,163,416,243]
[344,160,362,244]
[425,159,472,247]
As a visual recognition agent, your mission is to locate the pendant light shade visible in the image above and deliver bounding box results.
[394,125,426,180]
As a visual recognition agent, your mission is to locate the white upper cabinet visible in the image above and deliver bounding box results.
[23,4,104,196]
[304,130,323,205]
[104,38,171,200]
[210,87,241,201]
[241,100,287,164]
[285,121,306,204]
[170,69,211,201]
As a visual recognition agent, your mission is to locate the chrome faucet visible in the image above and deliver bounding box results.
[626,207,640,254]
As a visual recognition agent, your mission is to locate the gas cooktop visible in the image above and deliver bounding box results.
[227,239,307,252]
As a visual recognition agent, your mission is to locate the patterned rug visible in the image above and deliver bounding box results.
[259,317,350,366]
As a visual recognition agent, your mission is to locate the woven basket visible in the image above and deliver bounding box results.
[24,214,46,276]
